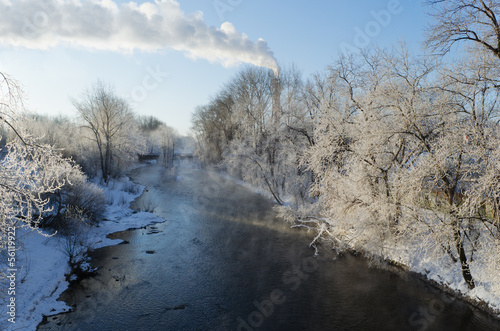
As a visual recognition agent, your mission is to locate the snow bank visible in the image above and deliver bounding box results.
[0,176,164,331]
[1,228,71,331]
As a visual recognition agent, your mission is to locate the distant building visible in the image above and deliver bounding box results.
[138,153,160,163]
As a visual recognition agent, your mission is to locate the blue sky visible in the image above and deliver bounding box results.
[0,0,430,135]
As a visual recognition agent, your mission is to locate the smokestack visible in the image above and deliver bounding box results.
[271,68,281,124]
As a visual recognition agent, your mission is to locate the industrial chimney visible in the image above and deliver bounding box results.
[271,68,281,124]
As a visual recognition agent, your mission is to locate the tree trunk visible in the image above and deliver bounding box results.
[162,146,167,167]
[97,140,106,184]
[104,141,111,183]
[448,185,475,289]
[453,226,475,289]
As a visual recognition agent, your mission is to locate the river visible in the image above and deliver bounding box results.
[37,163,500,330]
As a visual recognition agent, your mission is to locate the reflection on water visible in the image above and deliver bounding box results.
[38,163,500,331]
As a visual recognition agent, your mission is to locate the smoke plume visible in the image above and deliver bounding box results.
[0,0,279,72]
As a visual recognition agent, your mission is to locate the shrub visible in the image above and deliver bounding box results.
[57,207,93,268]
[65,179,106,225]
[136,195,158,213]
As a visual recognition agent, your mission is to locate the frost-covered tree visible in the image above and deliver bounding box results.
[193,65,314,205]
[73,81,143,183]
[304,49,420,255]
[424,0,500,288]
[138,115,164,155]
[192,86,238,164]
[426,51,500,288]
[0,73,80,248]
[154,124,178,167]
[18,114,81,161]
[221,66,312,205]
[305,45,500,289]
[426,0,500,59]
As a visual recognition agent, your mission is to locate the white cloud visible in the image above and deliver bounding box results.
[0,0,278,71]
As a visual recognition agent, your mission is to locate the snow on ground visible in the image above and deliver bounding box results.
[1,228,72,331]
[0,175,164,331]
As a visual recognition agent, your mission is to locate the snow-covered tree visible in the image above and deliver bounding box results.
[0,73,81,248]
[154,124,178,167]
[218,66,313,205]
[73,81,144,183]
[304,49,415,256]
[192,87,238,164]
[426,0,500,59]
[304,44,500,289]
[138,115,164,155]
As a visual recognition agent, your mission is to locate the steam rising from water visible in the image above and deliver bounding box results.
[0,0,279,71]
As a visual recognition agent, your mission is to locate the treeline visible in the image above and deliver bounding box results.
[2,81,180,181]
[192,2,500,292]
[0,78,179,267]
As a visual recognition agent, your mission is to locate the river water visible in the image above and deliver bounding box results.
[38,163,500,331]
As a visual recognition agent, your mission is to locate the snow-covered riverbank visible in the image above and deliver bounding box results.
[0,175,164,331]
